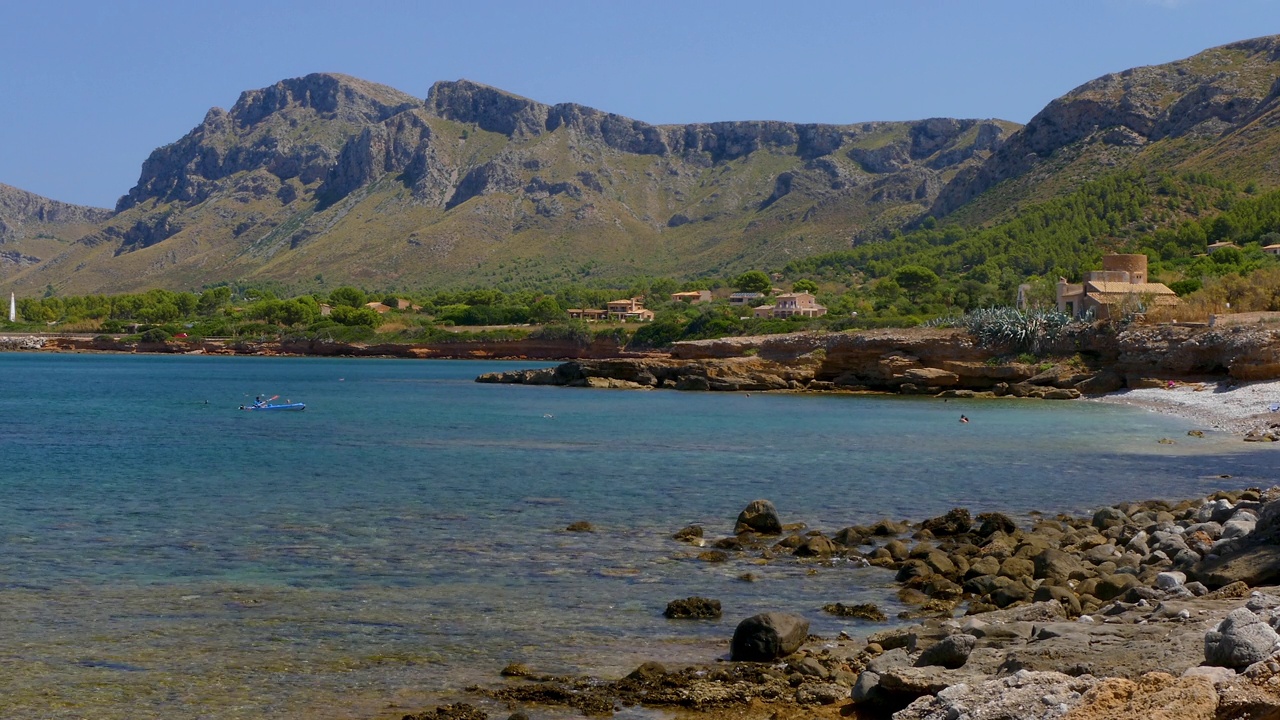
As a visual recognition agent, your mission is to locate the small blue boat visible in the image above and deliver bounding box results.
[240,401,306,411]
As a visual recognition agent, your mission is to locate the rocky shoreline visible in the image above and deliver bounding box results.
[477,323,1280,440]
[402,488,1280,720]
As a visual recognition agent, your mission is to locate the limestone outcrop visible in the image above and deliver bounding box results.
[480,323,1280,402]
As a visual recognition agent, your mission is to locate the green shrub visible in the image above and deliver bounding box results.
[530,321,593,345]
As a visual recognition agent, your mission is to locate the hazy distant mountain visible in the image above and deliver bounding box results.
[934,35,1280,220]
[0,183,111,277]
[3,34,1280,295]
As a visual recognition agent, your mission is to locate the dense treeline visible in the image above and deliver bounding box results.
[780,171,1280,320]
[6,171,1280,348]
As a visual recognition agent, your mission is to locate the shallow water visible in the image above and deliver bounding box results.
[0,353,1272,718]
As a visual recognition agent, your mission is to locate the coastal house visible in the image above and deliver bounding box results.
[770,292,827,318]
[671,290,712,304]
[568,298,653,322]
[1055,254,1179,319]
[728,292,765,306]
[751,292,828,319]
[1264,244,1280,257]
[1207,241,1242,254]
[606,298,654,321]
[366,298,419,313]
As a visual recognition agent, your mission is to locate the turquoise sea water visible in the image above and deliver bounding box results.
[0,353,1274,718]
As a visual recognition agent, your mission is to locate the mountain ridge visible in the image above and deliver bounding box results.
[4,34,1280,295]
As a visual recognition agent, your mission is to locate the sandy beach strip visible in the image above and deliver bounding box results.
[1090,378,1280,435]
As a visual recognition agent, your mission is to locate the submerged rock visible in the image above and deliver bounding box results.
[735,499,782,535]
[663,596,722,619]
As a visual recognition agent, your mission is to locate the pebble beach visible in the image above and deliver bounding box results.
[1092,379,1280,437]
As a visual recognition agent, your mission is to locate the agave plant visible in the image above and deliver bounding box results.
[962,307,1073,354]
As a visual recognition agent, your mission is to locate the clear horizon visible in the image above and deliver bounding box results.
[1,0,1276,208]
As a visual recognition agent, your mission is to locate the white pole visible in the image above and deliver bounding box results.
[7,292,13,322]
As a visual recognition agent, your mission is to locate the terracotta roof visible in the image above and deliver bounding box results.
[1084,281,1177,296]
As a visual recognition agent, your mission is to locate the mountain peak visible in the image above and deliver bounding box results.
[426,79,550,136]
[931,33,1280,216]
[230,73,421,128]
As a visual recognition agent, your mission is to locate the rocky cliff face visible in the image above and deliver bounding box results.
[934,36,1280,215]
[7,34,1280,294]
[0,184,112,271]
[0,183,111,241]
[116,74,421,213]
[1,73,1014,294]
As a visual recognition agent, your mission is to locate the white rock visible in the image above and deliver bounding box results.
[1156,571,1187,589]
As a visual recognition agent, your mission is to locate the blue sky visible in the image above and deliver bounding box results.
[1,0,1275,208]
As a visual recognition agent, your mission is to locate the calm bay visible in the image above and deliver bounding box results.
[0,353,1272,718]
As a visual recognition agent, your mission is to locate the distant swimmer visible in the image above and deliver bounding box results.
[960,415,969,424]
[543,413,554,418]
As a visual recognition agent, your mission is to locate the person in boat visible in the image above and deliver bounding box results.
[960,415,969,423]
[255,395,265,408]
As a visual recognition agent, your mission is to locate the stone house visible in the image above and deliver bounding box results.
[1055,254,1179,319]
[671,290,712,304]
[752,292,828,319]
[568,298,653,322]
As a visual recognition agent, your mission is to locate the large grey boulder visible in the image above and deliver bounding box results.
[915,634,977,669]
[730,612,809,661]
[1204,607,1280,669]
[1033,548,1086,582]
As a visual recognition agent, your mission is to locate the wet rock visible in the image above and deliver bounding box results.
[735,499,782,535]
[975,511,1017,537]
[672,524,703,541]
[730,612,809,661]
[500,663,532,677]
[831,526,867,546]
[565,521,594,532]
[822,602,887,621]
[883,539,910,560]
[921,507,972,536]
[664,596,722,619]
[793,535,838,557]
[624,661,666,682]
[870,518,911,535]
[403,703,489,720]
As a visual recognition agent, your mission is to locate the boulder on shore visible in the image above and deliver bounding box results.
[730,612,809,661]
